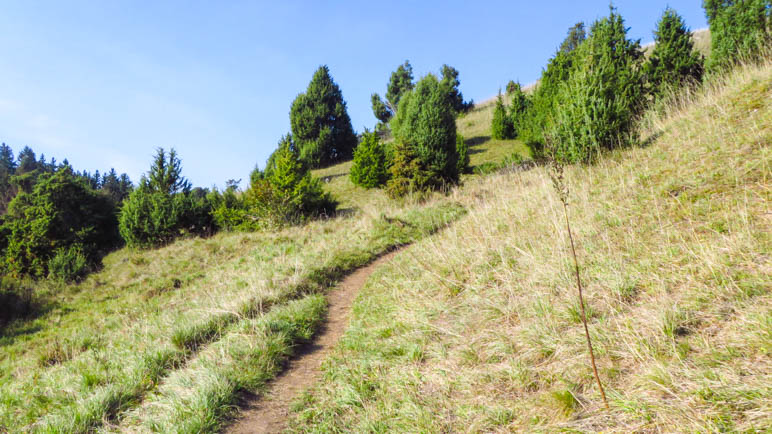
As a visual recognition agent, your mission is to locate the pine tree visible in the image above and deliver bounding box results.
[16,146,37,174]
[559,22,587,54]
[491,91,513,140]
[520,22,586,151]
[388,74,459,196]
[547,7,646,163]
[440,64,472,113]
[247,134,336,224]
[385,60,415,113]
[290,65,358,168]
[350,130,389,189]
[645,8,704,98]
[0,143,17,214]
[147,148,190,195]
[704,0,771,74]
[509,82,531,137]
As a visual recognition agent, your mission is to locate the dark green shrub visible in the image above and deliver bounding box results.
[491,91,514,140]
[704,0,771,74]
[456,134,470,174]
[509,83,531,138]
[290,66,358,168]
[440,64,474,113]
[350,130,389,188]
[546,8,646,164]
[645,8,704,98]
[119,185,184,248]
[118,148,208,248]
[2,167,119,278]
[519,23,586,154]
[209,187,252,232]
[388,74,460,196]
[246,135,336,224]
[48,245,89,282]
[371,93,392,124]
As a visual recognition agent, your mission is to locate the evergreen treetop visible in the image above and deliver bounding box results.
[645,8,704,98]
[290,65,358,168]
[385,60,415,113]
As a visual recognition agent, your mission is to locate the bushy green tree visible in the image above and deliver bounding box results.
[645,8,704,98]
[247,135,336,224]
[388,74,459,196]
[350,130,389,188]
[491,91,514,139]
[509,82,531,137]
[119,148,209,248]
[456,134,470,174]
[546,8,646,163]
[704,0,771,74]
[290,66,358,168]
[1,167,119,278]
[519,23,585,152]
[440,64,473,113]
[505,80,518,95]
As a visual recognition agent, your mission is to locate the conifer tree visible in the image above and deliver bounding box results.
[388,74,459,196]
[645,8,704,98]
[247,134,336,224]
[440,64,473,113]
[491,91,513,140]
[147,148,190,195]
[385,60,415,113]
[290,66,358,168]
[704,0,771,73]
[547,7,646,163]
[509,82,531,137]
[0,144,16,214]
[350,130,389,189]
[559,22,587,54]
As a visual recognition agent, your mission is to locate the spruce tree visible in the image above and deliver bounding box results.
[509,82,531,137]
[350,130,389,189]
[547,7,646,163]
[385,60,415,113]
[645,8,704,98]
[704,0,771,74]
[491,91,513,140]
[147,148,191,195]
[559,22,587,54]
[388,74,459,196]
[247,134,336,224]
[0,143,16,214]
[456,134,470,174]
[290,66,358,168]
[440,64,472,113]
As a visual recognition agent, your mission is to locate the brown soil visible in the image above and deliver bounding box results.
[225,249,401,434]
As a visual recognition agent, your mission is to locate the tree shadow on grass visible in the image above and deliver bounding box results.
[465,136,490,148]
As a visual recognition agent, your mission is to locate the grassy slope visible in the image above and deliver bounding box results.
[290,60,770,432]
[0,193,466,431]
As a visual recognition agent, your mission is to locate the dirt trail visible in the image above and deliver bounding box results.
[226,249,401,433]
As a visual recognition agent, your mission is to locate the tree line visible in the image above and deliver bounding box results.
[492,2,770,164]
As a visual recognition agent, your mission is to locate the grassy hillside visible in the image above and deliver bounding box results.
[0,196,466,431]
[289,59,771,432]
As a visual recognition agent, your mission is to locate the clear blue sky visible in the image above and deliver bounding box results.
[0,1,707,188]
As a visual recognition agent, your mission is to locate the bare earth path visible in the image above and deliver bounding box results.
[226,249,401,433]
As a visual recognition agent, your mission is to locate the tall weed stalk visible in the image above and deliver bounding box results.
[546,139,609,410]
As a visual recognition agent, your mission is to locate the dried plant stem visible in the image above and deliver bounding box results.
[560,197,609,410]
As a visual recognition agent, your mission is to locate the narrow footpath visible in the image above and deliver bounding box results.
[226,249,401,433]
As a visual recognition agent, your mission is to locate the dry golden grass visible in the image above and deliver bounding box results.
[290,58,771,432]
